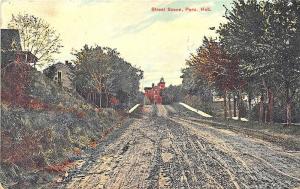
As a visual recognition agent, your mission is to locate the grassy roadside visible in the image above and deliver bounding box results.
[172,103,300,151]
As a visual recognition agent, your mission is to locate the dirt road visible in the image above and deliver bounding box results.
[63,105,300,189]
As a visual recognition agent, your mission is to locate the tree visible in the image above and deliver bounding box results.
[102,47,143,106]
[161,84,183,104]
[218,0,300,125]
[73,45,143,108]
[187,37,241,119]
[73,45,112,107]
[265,0,300,126]
[181,67,214,113]
[8,13,63,67]
[218,0,280,123]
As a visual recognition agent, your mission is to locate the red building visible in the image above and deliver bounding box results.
[144,78,165,104]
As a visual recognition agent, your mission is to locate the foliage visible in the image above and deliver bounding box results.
[0,62,49,110]
[180,67,214,113]
[187,37,241,92]
[8,13,63,67]
[43,64,57,79]
[217,0,300,124]
[161,85,183,104]
[182,0,300,124]
[181,67,211,96]
[218,0,267,79]
[73,45,143,107]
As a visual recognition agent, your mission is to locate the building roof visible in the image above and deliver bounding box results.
[43,61,74,78]
[51,62,67,68]
[1,51,38,65]
[18,51,38,62]
[44,62,74,70]
[144,87,152,90]
[1,29,22,51]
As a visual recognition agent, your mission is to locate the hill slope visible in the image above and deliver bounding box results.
[1,63,120,188]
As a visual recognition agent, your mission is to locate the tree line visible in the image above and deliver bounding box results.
[182,0,300,125]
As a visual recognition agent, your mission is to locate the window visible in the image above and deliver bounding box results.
[58,71,62,84]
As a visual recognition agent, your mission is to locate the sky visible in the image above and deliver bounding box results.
[0,0,233,88]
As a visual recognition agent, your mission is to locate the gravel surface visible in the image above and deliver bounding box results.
[58,104,300,189]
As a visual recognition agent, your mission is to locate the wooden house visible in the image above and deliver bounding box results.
[1,29,37,67]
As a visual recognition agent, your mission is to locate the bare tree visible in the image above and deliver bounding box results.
[8,13,63,67]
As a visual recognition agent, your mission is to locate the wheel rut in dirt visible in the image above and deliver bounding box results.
[62,105,300,189]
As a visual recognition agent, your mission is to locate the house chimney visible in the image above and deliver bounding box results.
[65,60,69,64]
[152,83,154,88]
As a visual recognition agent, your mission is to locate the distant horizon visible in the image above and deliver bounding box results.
[1,0,233,88]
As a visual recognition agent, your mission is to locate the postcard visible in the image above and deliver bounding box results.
[1,0,299,188]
